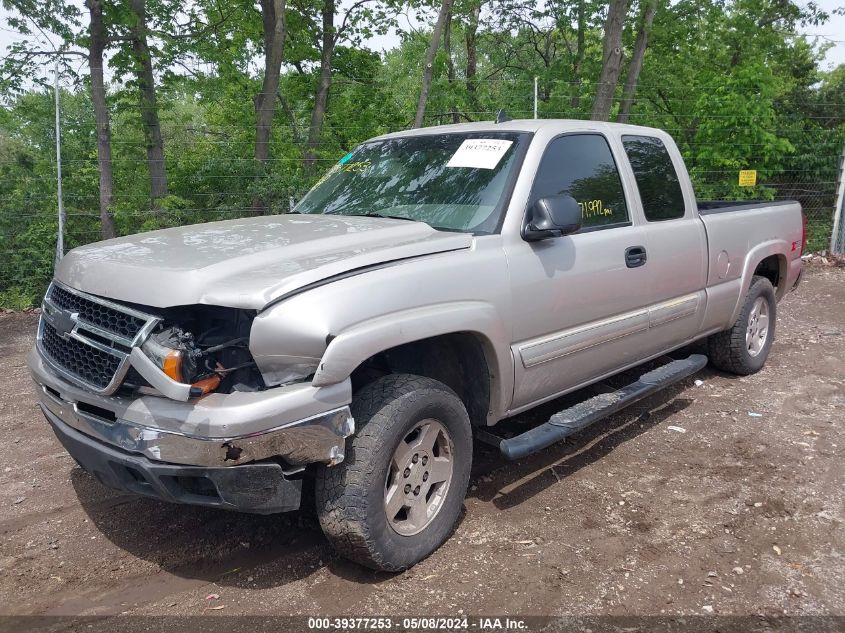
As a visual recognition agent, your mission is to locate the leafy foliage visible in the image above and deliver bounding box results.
[1,0,843,307]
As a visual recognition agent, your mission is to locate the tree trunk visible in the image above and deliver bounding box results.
[129,0,167,202]
[570,0,586,110]
[304,0,335,176]
[465,1,480,115]
[253,0,286,211]
[617,0,657,123]
[443,9,460,124]
[413,0,454,128]
[591,0,628,121]
[86,0,115,239]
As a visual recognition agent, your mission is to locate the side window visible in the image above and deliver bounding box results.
[529,134,629,230]
[622,135,686,221]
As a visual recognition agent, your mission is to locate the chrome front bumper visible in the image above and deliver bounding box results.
[29,347,354,468]
[44,409,304,514]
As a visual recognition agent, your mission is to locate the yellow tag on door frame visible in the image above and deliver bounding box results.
[738,170,757,187]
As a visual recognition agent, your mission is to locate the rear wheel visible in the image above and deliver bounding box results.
[708,275,777,375]
[315,374,472,571]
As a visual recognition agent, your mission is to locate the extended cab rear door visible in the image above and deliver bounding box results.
[617,133,708,349]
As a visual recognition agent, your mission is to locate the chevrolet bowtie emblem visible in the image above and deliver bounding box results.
[52,309,79,338]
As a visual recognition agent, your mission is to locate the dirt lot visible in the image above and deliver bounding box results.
[1,266,843,622]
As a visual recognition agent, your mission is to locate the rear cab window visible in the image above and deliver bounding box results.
[621,135,686,221]
[528,134,629,231]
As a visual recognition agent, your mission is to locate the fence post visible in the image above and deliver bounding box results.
[54,56,65,267]
[831,143,845,255]
[533,77,538,119]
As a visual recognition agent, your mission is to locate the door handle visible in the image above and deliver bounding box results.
[625,245,647,268]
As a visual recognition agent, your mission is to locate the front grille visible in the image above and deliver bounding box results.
[37,282,159,394]
[49,284,147,339]
[41,321,122,389]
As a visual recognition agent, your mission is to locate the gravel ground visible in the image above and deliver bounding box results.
[0,265,843,623]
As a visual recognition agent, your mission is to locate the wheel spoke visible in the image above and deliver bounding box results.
[391,439,414,471]
[757,312,769,333]
[416,421,440,453]
[407,499,430,530]
[428,456,451,484]
[384,483,406,520]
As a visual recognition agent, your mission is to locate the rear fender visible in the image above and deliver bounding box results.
[728,241,789,325]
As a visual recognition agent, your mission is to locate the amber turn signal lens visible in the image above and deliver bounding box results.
[191,374,221,396]
[161,351,183,382]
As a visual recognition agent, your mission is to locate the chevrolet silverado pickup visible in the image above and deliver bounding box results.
[29,119,804,571]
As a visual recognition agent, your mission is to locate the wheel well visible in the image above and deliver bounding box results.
[754,255,783,292]
[350,333,492,426]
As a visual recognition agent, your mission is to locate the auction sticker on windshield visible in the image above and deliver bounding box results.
[447,139,513,169]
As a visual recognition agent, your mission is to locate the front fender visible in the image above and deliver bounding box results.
[311,301,512,421]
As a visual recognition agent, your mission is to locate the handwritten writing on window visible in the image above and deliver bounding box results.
[341,161,371,173]
[579,199,613,219]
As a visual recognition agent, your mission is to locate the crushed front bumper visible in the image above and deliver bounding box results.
[45,408,301,514]
[29,347,355,513]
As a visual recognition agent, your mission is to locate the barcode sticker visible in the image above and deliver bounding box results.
[447,139,513,170]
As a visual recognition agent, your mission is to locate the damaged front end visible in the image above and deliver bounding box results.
[38,281,265,401]
[30,281,354,514]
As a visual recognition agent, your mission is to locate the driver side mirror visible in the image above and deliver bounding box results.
[523,195,582,241]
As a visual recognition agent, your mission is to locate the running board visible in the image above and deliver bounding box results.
[499,354,709,461]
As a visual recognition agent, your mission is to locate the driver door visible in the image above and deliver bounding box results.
[506,133,652,411]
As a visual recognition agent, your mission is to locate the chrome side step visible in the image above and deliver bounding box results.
[498,354,709,461]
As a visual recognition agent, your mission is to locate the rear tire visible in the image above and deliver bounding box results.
[708,275,776,375]
[315,374,472,571]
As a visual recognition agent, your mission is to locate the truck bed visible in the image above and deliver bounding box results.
[699,199,803,303]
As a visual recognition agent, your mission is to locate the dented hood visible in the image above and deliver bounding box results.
[55,214,473,309]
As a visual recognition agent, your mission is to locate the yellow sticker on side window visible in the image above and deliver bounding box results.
[738,170,757,187]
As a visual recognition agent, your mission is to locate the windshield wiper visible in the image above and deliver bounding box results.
[358,212,419,222]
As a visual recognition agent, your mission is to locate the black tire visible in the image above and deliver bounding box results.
[315,374,472,571]
[708,275,777,375]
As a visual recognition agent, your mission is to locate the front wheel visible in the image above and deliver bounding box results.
[708,275,777,375]
[315,374,472,571]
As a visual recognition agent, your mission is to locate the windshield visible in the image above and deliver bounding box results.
[293,132,527,234]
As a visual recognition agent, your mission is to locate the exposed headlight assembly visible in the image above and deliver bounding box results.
[137,307,261,399]
[141,327,199,384]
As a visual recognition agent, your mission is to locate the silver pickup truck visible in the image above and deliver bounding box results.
[29,120,804,571]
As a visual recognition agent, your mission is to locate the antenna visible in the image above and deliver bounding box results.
[495,109,512,124]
